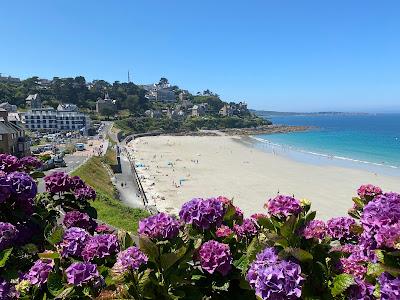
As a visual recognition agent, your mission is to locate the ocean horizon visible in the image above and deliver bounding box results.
[255,113,400,177]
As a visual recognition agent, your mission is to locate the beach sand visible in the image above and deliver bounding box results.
[128,135,400,219]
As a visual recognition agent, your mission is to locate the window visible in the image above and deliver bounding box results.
[0,134,2,141]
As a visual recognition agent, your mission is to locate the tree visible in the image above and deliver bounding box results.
[159,77,169,86]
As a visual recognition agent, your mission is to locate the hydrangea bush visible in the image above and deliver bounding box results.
[1,152,400,299]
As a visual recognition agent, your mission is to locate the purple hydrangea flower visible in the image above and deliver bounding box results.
[0,222,18,251]
[138,212,180,239]
[301,220,327,240]
[60,227,90,258]
[247,247,304,300]
[340,252,368,279]
[81,234,119,261]
[361,193,400,232]
[357,184,382,200]
[65,262,100,286]
[44,171,73,193]
[375,223,400,249]
[179,198,225,230]
[70,176,86,190]
[0,154,21,172]
[250,213,268,221]
[265,195,302,218]
[113,246,148,272]
[63,210,96,231]
[348,279,375,300]
[234,206,244,221]
[233,218,258,239]
[0,278,18,300]
[19,156,43,172]
[326,217,356,241]
[198,240,232,276]
[215,225,234,238]
[25,259,54,286]
[95,224,114,234]
[255,247,279,265]
[0,172,12,204]
[74,186,96,201]
[7,171,37,201]
[379,272,400,300]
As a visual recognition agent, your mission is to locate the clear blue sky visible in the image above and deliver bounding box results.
[1,1,400,112]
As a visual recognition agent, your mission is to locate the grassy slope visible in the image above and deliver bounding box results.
[71,157,149,233]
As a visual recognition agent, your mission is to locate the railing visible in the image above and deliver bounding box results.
[125,146,158,214]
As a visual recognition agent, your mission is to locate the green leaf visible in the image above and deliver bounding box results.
[139,235,159,261]
[30,171,45,179]
[47,271,64,297]
[0,248,12,268]
[331,274,355,297]
[84,205,97,219]
[305,211,316,223]
[280,247,313,262]
[39,251,61,260]
[352,197,364,208]
[246,234,269,262]
[55,286,74,299]
[138,269,154,297]
[46,225,64,245]
[367,263,385,276]
[257,217,276,231]
[280,215,297,238]
[119,231,134,250]
[160,246,187,271]
[233,255,250,274]
[223,203,236,222]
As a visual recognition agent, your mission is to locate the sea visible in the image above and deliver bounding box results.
[253,114,400,177]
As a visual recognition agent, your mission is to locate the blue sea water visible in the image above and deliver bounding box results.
[254,114,400,176]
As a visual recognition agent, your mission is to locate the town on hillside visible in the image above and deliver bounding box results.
[0,73,270,160]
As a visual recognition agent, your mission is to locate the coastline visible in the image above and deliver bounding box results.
[127,135,400,220]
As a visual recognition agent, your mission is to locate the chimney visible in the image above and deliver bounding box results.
[0,108,8,122]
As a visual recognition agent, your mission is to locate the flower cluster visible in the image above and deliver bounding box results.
[301,220,327,240]
[326,217,356,241]
[265,195,302,218]
[19,156,43,172]
[215,225,234,238]
[74,186,96,201]
[233,218,258,239]
[0,222,18,251]
[59,227,90,258]
[357,184,382,200]
[247,247,304,300]
[347,279,375,300]
[0,278,18,300]
[44,171,73,193]
[63,210,96,231]
[198,240,232,276]
[25,259,54,286]
[138,212,180,239]
[113,246,148,273]
[378,272,400,300]
[0,154,21,172]
[179,197,225,230]
[65,262,100,286]
[339,250,368,279]
[81,234,119,261]
[44,172,96,202]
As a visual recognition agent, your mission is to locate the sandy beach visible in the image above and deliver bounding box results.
[128,135,400,219]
